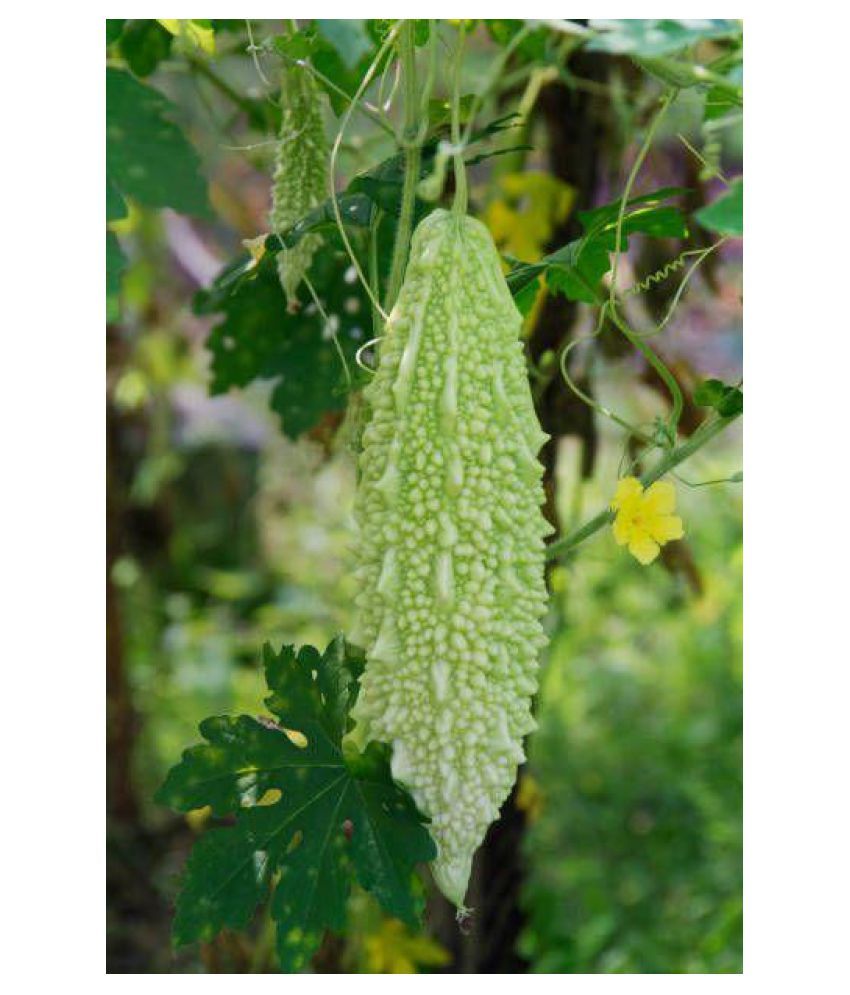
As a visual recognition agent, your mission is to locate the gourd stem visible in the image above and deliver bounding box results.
[450,25,468,216]
[545,411,741,561]
[384,21,422,312]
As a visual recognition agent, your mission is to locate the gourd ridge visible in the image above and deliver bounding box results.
[350,208,551,907]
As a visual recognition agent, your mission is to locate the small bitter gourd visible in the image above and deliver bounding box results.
[270,62,328,310]
[351,208,551,907]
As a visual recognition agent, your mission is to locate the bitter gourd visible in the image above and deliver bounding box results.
[270,61,328,310]
[350,208,551,907]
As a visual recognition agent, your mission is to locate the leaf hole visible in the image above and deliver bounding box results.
[256,788,282,807]
[284,728,308,749]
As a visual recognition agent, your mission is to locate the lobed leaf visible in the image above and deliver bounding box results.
[157,638,436,970]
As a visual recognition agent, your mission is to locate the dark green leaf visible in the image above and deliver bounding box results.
[106,179,127,223]
[695,178,742,236]
[273,28,318,62]
[269,193,374,253]
[546,240,611,305]
[513,277,541,317]
[106,232,126,322]
[198,249,369,438]
[106,19,126,46]
[577,187,688,237]
[263,638,364,744]
[704,84,742,121]
[106,68,211,218]
[587,19,740,57]
[172,825,271,945]
[694,378,743,416]
[316,20,373,70]
[157,638,436,969]
[118,19,173,77]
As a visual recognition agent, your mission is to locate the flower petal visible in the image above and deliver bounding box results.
[629,534,660,565]
[643,480,677,515]
[611,476,643,511]
[612,513,632,546]
[650,514,684,543]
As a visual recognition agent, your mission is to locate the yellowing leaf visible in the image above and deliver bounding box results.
[158,19,215,55]
[185,805,212,832]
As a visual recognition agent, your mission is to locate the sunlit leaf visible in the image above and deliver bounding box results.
[695,178,742,236]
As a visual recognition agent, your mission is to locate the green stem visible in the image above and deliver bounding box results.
[609,90,675,300]
[608,89,684,439]
[328,25,401,321]
[450,25,468,215]
[544,412,740,561]
[384,21,422,312]
[608,305,683,442]
[368,207,384,334]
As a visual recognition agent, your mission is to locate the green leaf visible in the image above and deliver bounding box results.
[270,192,375,251]
[704,64,743,120]
[695,178,743,236]
[172,824,271,945]
[106,232,126,321]
[106,19,126,46]
[273,28,318,62]
[316,19,372,70]
[634,56,706,89]
[106,67,211,219]
[694,378,743,416]
[197,249,369,439]
[545,241,611,305]
[118,19,173,77]
[106,179,127,223]
[513,277,541,317]
[506,188,688,306]
[587,19,740,57]
[157,638,436,970]
[577,187,689,240]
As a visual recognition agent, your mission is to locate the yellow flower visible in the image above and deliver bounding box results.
[610,477,684,565]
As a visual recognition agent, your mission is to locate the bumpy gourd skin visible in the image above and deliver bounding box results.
[270,63,328,309]
[351,209,551,907]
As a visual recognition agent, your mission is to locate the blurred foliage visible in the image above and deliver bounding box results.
[521,467,742,973]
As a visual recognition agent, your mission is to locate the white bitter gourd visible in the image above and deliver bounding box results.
[270,62,328,310]
[351,208,551,907]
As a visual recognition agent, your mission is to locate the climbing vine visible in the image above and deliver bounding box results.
[106,17,743,972]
